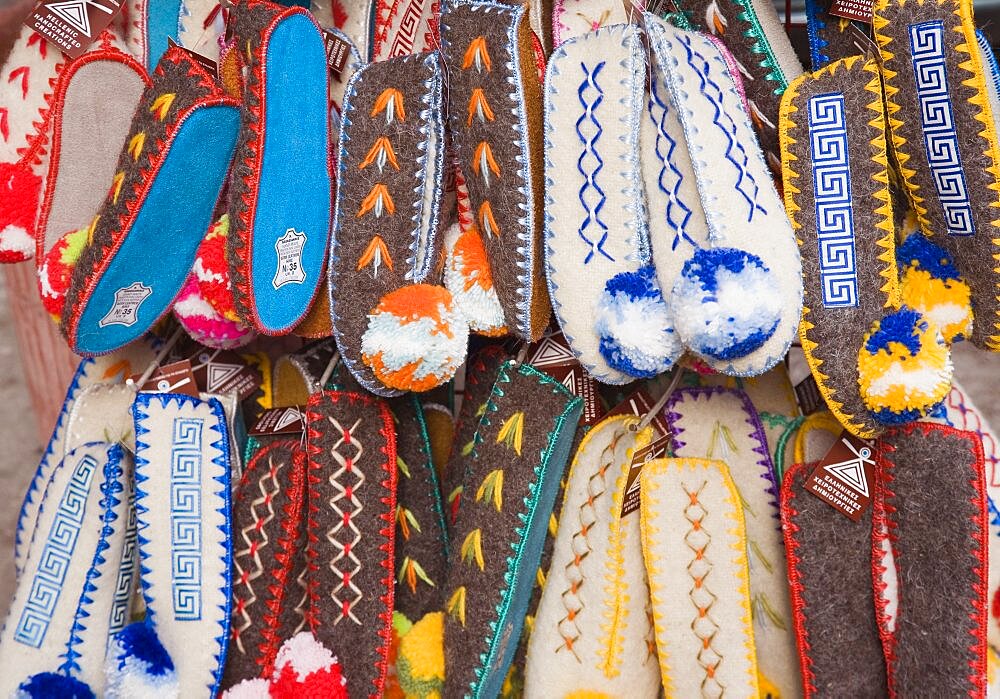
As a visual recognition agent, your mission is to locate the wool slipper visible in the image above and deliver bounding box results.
[304,390,397,698]
[0,442,131,696]
[442,361,582,698]
[330,52,464,395]
[226,0,332,335]
[550,0,627,47]
[780,56,954,438]
[271,338,350,408]
[645,15,802,376]
[125,0,187,71]
[543,24,680,384]
[441,0,551,343]
[663,386,800,696]
[390,396,449,621]
[873,423,988,697]
[222,438,307,689]
[781,460,888,697]
[443,222,507,338]
[177,0,227,62]
[104,622,179,697]
[638,457,760,697]
[61,46,240,356]
[873,0,1000,350]
[522,414,659,697]
[312,0,372,62]
[132,393,234,697]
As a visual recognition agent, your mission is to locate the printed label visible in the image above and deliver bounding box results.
[99,281,152,328]
[526,329,604,426]
[805,430,875,521]
[249,406,305,437]
[25,0,124,58]
[186,347,261,401]
[323,30,352,80]
[129,360,200,397]
[273,228,307,289]
[828,0,873,24]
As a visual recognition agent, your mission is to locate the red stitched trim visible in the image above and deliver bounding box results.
[371,0,397,59]
[34,47,151,263]
[870,436,896,695]
[780,461,819,698]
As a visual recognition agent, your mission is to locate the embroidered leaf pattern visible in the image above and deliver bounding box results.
[476,469,504,512]
[150,93,176,121]
[705,0,727,35]
[460,439,475,457]
[397,504,421,540]
[478,201,500,238]
[110,171,125,204]
[461,529,485,570]
[357,184,396,219]
[128,133,146,161]
[448,586,467,626]
[396,454,411,479]
[357,235,394,277]
[467,88,495,126]
[473,141,500,186]
[399,556,435,593]
[463,36,492,73]
[371,88,406,123]
[496,412,524,456]
[360,136,399,172]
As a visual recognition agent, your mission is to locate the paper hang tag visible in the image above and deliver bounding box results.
[167,37,218,74]
[828,0,873,24]
[181,346,262,402]
[608,388,672,518]
[25,0,124,58]
[129,360,200,398]
[323,30,351,81]
[526,330,604,426]
[805,430,876,521]
[248,405,305,437]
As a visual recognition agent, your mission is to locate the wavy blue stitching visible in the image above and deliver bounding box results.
[648,72,696,251]
[575,60,613,264]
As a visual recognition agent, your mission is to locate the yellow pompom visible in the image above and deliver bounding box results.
[897,232,973,343]
[397,612,444,699]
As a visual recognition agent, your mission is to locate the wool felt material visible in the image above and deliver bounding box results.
[104,622,179,698]
[390,396,449,621]
[126,0,185,71]
[873,423,988,697]
[329,51,458,396]
[443,362,582,699]
[543,24,679,384]
[441,0,551,342]
[646,16,802,376]
[804,0,866,70]
[38,226,87,320]
[226,0,332,335]
[63,384,139,456]
[443,222,507,338]
[780,461,888,697]
[522,415,659,698]
[62,47,241,356]
[304,390,397,699]
[792,410,843,464]
[873,0,1000,350]
[221,438,306,689]
[422,400,455,475]
[177,0,227,62]
[664,385,801,696]
[0,442,130,697]
[271,338,345,407]
[550,0,627,46]
[638,457,760,698]
[132,393,233,697]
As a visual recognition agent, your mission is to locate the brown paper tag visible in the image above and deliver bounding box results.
[608,388,672,517]
[182,346,261,402]
[828,0,872,24]
[323,29,351,80]
[794,374,825,417]
[526,330,604,427]
[248,406,305,437]
[130,360,200,398]
[805,430,875,521]
[24,0,124,58]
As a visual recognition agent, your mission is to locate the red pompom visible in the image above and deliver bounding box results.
[269,662,348,699]
[0,162,41,263]
[194,215,240,321]
[37,227,87,320]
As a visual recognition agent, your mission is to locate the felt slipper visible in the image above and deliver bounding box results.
[522,414,658,697]
[781,460,888,697]
[330,52,465,395]
[873,423,988,697]
[645,15,802,376]
[443,361,582,698]
[304,390,397,698]
[780,56,954,438]
[132,392,234,697]
[550,0,627,47]
[441,0,551,343]
[222,438,307,689]
[312,0,372,61]
[543,24,680,383]
[390,396,449,621]
[104,622,179,697]
[442,221,508,339]
[638,457,760,697]
[873,0,1000,350]
[663,386,800,696]
[271,339,345,408]
[61,46,240,356]
[226,0,333,335]
[0,442,130,696]
[125,0,188,71]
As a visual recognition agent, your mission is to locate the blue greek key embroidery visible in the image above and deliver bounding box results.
[171,417,203,621]
[109,489,137,635]
[808,92,859,309]
[575,60,614,264]
[909,20,975,236]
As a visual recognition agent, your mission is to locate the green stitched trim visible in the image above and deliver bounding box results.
[411,394,450,553]
[764,413,805,483]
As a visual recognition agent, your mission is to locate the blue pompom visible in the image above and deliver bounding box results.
[110,623,174,676]
[595,266,683,378]
[863,306,924,356]
[670,248,781,361]
[105,622,178,698]
[18,673,95,699]
[896,232,961,280]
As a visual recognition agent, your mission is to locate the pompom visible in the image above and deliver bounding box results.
[193,215,240,322]
[0,162,40,263]
[671,248,782,362]
[443,223,506,337]
[104,622,178,699]
[595,265,682,378]
[220,678,271,699]
[362,284,469,392]
[269,632,346,698]
[395,612,445,699]
[897,232,972,343]
[16,673,94,699]
[858,306,953,424]
[174,276,256,349]
[37,227,88,320]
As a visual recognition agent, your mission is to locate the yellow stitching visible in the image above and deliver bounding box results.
[793,410,845,465]
[638,460,675,695]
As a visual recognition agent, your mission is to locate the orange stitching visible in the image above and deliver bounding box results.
[463,37,492,72]
[683,480,724,696]
[467,88,495,126]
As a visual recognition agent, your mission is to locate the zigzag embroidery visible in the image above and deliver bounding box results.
[648,73,695,250]
[325,416,365,624]
[575,60,614,264]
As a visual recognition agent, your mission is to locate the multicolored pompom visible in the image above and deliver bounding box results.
[443,223,506,337]
[594,265,682,378]
[193,215,241,323]
[103,622,178,699]
[858,306,953,425]
[361,284,469,392]
[0,162,40,263]
[394,612,445,699]
[37,226,87,320]
[269,632,347,698]
[671,248,782,362]
[174,276,256,349]
[896,231,972,343]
